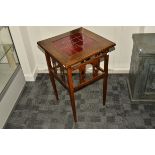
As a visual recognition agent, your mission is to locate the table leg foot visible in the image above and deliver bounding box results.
[103,76,108,105]
[69,90,77,122]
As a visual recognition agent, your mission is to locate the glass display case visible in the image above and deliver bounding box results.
[128,33,155,102]
[0,26,25,128]
[0,26,19,95]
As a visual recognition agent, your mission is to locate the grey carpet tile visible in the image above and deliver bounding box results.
[4,73,155,129]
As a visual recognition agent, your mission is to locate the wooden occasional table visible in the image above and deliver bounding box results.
[37,27,116,122]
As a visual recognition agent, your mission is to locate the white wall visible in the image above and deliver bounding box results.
[10,26,155,81]
[10,27,37,81]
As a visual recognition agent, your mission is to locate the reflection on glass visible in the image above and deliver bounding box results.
[0,26,19,94]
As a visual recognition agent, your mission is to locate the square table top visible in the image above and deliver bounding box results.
[37,27,116,68]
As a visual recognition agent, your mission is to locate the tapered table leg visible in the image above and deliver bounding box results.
[67,67,77,122]
[45,52,59,100]
[103,54,109,105]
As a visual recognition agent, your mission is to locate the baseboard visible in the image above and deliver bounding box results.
[108,68,129,74]
[24,66,38,81]
[37,66,48,73]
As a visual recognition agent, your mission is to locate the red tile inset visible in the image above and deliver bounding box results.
[52,33,96,56]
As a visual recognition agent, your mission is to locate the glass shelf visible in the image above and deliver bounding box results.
[0,44,13,62]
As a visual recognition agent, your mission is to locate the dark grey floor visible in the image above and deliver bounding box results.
[5,74,155,129]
